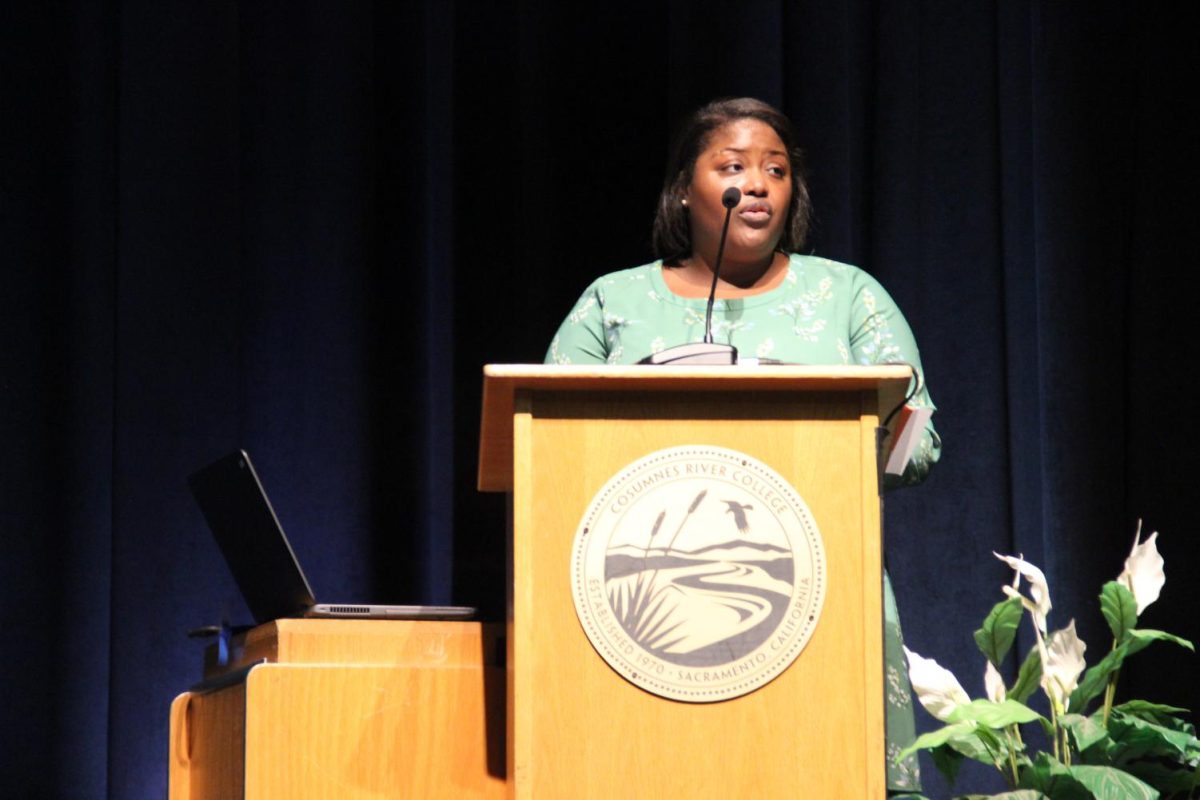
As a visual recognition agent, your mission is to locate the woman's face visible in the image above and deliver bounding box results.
[684,118,792,264]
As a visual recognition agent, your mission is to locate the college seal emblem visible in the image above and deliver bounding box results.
[570,445,826,702]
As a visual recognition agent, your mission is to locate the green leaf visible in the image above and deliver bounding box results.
[1010,647,1043,703]
[974,723,1010,753]
[975,596,1025,666]
[948,699,1045,728]
[1068,764,1159,799]
[1061,712,1110,753]
[1115,700,1191,718]
[948,726,1008,765]
[1099,581,1138,642]
[1069,644,1129,714]
[1076,735,1120,767]
[897,721,978,762]
[1018,753,1092,800]
[930,743,965,787]
[1114,700,1196,735]
[1120,761,1200,796]
[1108,710,1196,761]
[1126,628,1195,656]
[955,793,1049,799]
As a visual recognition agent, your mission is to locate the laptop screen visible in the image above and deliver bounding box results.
[188,450,317,624]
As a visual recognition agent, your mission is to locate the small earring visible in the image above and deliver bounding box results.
[681,198,689,207]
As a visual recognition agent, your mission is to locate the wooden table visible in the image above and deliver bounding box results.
[168,619,506,799]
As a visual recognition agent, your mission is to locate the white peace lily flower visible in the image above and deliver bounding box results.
[984,660,1007,703]
[1118,524,1165,615]
[1041,620,1087,713]
[995,552,1052,633]
[904,646,971,722]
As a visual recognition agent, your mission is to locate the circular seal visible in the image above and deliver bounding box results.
[570,445,826,702]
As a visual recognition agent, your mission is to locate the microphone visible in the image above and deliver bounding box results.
[638,187,741,365]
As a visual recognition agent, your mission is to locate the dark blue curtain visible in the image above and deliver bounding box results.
[3,2,1196,797]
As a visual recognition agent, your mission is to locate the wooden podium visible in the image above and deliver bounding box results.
[478,364,911,799]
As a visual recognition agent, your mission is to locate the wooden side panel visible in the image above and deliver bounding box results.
[243,664,506,800]
[509,393,534,799]
[510,390,883,798]
[860,403,886,800]
[168,687,246,800]
[168,695,190,800]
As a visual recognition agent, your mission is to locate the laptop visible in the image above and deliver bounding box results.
[188,449,475,623]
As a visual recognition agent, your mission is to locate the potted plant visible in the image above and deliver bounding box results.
[900,524,1198,799]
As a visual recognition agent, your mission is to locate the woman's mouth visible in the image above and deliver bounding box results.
[738,203,772,225]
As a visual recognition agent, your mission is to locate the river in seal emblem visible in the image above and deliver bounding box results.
[571,445,827,702]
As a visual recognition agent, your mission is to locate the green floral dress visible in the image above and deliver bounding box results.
[546,254,939,793]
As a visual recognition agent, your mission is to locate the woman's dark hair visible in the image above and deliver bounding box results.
[651,97,811,263]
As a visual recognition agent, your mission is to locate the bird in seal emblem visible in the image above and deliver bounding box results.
[720,499,754,535]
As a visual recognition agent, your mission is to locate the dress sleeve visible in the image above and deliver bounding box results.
[544,280,609,365]
[848,272,942,488]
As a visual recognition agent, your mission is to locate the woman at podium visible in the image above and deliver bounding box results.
[545,97,940,796]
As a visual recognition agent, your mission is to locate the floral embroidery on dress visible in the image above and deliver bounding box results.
[771,276,834,342]
[681,307,706,331]
[547,335,570,365]
[568,295,597,324]
[603,312,633,364]
[602,272,646,290]
[710,318,751,342]
[855,288,903,363]
[603,311,630,332]
[795,318,827,342]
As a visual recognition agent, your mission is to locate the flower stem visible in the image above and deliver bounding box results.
[1102,636,1120,728]
[978,736,1004,776]
[1102,670,1119,727]
[1004,727,1020,787]
[1049,700,1060,762]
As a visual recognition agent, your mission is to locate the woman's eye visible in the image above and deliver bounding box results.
[721,163,744,173]
[767,166,787,178]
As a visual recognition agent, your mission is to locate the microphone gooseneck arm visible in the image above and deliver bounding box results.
[703,187,742,345]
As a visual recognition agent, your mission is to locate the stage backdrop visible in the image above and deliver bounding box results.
[3,2,1196,798]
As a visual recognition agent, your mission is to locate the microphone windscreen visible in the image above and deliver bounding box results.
[721,187,741,209]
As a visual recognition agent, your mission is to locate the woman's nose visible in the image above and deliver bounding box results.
[743,168,768,196]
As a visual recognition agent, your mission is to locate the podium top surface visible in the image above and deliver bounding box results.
[477,363,913,492]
